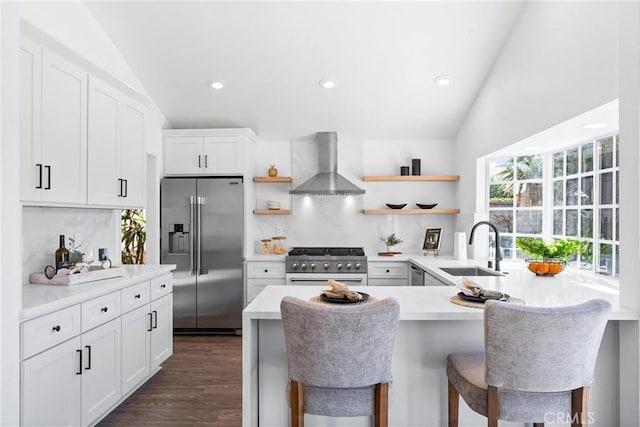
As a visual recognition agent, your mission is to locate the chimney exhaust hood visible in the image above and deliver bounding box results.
[289,132,365,196]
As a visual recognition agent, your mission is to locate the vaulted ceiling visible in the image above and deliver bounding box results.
[87,1,525,139]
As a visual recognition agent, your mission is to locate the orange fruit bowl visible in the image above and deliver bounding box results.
[526,259,565,276]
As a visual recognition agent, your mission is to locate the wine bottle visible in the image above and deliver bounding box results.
[55,235,70,271]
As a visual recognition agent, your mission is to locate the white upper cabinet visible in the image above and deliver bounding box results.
[88,76,145,207]
[163,129,256,176]
[20,38,88,204]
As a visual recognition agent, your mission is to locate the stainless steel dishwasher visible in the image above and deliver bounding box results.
[410,264,424,286]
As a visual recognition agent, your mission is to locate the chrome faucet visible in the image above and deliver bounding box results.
[468,221,502,272]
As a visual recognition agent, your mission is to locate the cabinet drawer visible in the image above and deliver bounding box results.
[22,305,82,359]
[82,291,121,332]
[121,281,150,313]
[368,278,408,286]
[246,262,285,278]
[368,262,408,279]
[246,278,283,303]
[150,274,172,300]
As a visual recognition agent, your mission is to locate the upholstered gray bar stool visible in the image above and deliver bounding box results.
[281,296,400,427]
[447,299,610,427]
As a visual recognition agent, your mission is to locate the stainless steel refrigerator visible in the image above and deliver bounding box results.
[160,177,243,333]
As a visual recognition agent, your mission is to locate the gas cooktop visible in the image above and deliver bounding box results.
[285,247,367,273]
[287,247,365,257]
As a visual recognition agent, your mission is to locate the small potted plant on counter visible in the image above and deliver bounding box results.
[515,237,585,276]
[380,233,403,255]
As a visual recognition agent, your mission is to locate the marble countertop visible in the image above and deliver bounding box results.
[22,264,176,321]
[244,258,635,321]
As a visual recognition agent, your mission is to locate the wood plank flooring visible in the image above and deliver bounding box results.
[99,335,242,426]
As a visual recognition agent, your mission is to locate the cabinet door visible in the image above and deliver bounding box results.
[118,98,145,207]
[87,76,119,205]
[164,137,203,175]
[81,318,121,426]
[121,304,151,395]
[21,336,82,427]
[150,293,173,370]
[20,38,43,202]
[203,136,243,174]
[41,49,87,204]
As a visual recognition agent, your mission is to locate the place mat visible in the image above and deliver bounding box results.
[450,294,525,309]
[310,294,378,305]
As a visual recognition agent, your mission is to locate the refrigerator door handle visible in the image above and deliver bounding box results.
[197,196,203,275]
[189,196,197,276]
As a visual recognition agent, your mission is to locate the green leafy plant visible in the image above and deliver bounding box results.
[122,209,146,264]
[515,237,585,262]
[380,233,403,247]
[68,237,84,265]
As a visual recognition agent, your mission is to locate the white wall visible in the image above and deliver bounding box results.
[250,136,456,255]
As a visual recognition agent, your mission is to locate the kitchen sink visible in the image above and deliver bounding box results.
[438,267,503,277]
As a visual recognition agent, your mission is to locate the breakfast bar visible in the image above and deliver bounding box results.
[242,261,639,427]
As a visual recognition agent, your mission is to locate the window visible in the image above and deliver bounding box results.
[487,133,619,278]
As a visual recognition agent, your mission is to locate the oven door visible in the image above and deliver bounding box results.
[285,273,368,286]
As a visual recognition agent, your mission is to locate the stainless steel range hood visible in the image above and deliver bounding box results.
[289,132,365,196]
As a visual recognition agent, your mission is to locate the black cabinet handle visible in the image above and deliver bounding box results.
[76,349,82,375]
[52,325,61,332]
[85,345,91,370]
[264,269,268,273]
[198,155,202,168]
[135,294,141,299]
[36,164,43,189]
[205,155,208,168]
[160,284,166,289]
[386,269,390,273]
[124,179,128,197]
[118,178,123,197]
[44,165,51,190]
[153,310,158,329]
[147,312,153,332]
[101,307,108,313]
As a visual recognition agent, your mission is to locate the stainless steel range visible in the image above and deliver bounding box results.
[285,247,368,286]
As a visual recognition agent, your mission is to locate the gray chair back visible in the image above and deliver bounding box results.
[281,296,400,389]
[484,299,611,393]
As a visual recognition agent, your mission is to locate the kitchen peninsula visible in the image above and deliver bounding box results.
[242,259,638,427]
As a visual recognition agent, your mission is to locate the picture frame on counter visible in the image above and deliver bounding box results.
[423,228,442,253]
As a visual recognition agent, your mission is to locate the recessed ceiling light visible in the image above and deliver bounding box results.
[434,76,451,86]
[582,122,607,129]
[319,79,336,89]
[209,81,225,90]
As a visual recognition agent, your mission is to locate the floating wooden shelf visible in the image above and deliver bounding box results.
[362,208,460,215]
[253,176,292,183]
[253,209,292,215]
[363,175,459,182]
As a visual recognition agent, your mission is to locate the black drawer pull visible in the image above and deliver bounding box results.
[147,312,153,332]
[52,325,61,332]
[135,294,141,299]
[101,307,108,313]
[161,284,166,288]
[85,345,91,370]
[153,310,158,329]
[386,269,390,273]
[76,349,82,375]
[45,165,51,190]
[36,164,43,189]
[264,269,268,273]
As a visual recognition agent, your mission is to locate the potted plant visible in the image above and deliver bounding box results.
[380,233,403,253]
[515,237,585,276]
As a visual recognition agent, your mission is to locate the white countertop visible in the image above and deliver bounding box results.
[244,258,636,321]
[22,264,176,321]
[244,254,286,262]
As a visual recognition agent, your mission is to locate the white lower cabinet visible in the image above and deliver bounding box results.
[21,272,173,426]
[368,261,409,286]
[245,261,285,305]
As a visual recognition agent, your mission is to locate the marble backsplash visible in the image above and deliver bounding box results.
[22,206,120,284]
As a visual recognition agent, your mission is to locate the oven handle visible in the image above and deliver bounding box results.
[288,277,363,282]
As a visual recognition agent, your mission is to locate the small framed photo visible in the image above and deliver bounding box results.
[423,228,443,251]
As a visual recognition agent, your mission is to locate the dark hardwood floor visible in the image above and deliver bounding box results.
[99,335,242,426]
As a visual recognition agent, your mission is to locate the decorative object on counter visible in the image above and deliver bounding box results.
[385,203,407,209]
[450,293,524,309]
[98,248,112,269]
[268,164,278,177]
[515,237,585,276]
[261,239,272,255]
[68,236,84,265]
[272,236,287,254]
[411,158,421,175]
[415,203,437,209]
[267,200,281,210]
[423,228,442,256]
[453,232,467,261]
[30,266,126,286]
[316,279,368,304]
[400,166,410,176]
[121,208,146,264]
[54,235,70,271]
[380,232,403,254]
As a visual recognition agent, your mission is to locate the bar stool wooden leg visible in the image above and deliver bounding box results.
[571,386,589,427]
[448,380,459,427]
[374,382,389,427]
[487,386,498,427]
[290,380,304,427]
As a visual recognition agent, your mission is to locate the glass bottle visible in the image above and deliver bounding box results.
[55,235,70,271]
